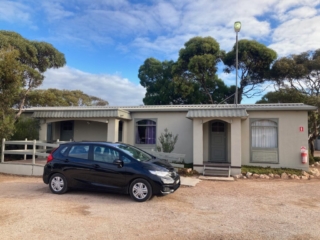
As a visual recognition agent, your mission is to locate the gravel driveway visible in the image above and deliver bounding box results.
[0,174,319,240]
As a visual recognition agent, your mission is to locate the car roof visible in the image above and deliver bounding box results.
[60,141,124,147]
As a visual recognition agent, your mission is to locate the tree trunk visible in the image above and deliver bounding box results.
[309,138,315,157]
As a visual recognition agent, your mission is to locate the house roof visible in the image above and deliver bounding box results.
[186,108,248,119]
[26,103,317,119]
[31,109,131,119]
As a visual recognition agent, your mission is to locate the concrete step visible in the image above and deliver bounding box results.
[203,165,230,177]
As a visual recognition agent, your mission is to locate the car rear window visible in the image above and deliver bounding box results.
[68,145,89,160]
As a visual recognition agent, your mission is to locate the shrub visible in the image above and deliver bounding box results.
[241,165,303,176]
[156,128,178,153]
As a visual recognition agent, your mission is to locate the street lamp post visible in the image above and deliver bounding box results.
[234,21,241,107]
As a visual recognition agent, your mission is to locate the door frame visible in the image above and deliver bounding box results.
[209,120,228,163]
[60,120,74,141]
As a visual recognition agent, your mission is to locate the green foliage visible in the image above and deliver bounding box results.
[11,116,40,140]
[157,128,178,153]
[223,39,277,103]
[256,88,308,104]
[241,165,303,176]
[25,89,108,107]
[139,58,181,105]
[174,37,227,104]
[0,48,24,140]
[262,49,320,157]
[271,49,320,96]
[139,37,235,105]
[0,30,66,119]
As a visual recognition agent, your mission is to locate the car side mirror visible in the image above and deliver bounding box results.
[113,159,123,168]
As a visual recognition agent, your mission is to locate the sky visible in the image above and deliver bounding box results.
[1,0,320,106]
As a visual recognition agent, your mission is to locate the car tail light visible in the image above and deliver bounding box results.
[47,148,58,163]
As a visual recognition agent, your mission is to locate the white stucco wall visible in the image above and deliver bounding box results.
[241,111,309,171]
[127,112,193,163]
[74,120,108,141]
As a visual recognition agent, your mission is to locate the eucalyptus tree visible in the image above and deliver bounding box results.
[0,31,66,119]
[173,36,227,104]
[223,39,277,103]
[25,89,108,107]
[0,48,24,139]
[271,49,320,156]
[138,58,181,105]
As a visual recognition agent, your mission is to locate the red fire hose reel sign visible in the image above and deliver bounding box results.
[299,126,304,132]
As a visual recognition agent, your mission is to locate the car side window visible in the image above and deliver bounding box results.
[93,146,120,163]
[68,145,89,160]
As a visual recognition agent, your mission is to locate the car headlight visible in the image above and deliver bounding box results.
[149,170,174,184]
[149,170,169,177]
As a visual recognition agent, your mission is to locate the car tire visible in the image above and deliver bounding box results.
[129,178,152,202]
[49,173,68,194]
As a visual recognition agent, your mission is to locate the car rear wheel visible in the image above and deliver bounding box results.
[49,173,68,194]
[129,178,152,202]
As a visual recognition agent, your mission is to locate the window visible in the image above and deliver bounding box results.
[251,119,278,163]
[68,145,89,160]
[212,122,225,132]
[93,145,119,163]
[135,119,156,144]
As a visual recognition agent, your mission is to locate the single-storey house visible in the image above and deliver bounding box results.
[25,103,316,175]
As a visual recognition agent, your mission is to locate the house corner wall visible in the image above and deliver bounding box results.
[193,119,203,173]
[231,118,241,175]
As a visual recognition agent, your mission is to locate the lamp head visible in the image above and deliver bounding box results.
[234,21,241,32]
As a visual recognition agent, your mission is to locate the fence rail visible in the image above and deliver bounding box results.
[144,149,185,163]
[1,138,69,164]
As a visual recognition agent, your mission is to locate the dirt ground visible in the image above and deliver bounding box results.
[0,174,319,240]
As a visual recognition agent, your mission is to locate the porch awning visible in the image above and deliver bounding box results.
[186,108,248,119]
[32,109,131,120]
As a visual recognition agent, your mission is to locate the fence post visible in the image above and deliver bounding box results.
[1,138,5,163]
[32,139,36,164]
[24,138,27,160]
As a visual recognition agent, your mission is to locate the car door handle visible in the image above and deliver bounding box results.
[93,164,100,168]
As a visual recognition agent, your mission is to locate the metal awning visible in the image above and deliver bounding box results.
[186,108,248,119]
[32,109,131,120]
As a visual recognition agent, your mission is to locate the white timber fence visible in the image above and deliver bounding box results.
[1,138,69,164]
[143,149,186,168]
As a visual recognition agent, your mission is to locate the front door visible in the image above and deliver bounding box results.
[60,121,74,141]
[210,121,227,162]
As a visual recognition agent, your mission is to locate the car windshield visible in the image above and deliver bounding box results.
[115,144,152,162]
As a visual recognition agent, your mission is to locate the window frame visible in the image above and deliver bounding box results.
[250,118,279,164]
[134,118,157,147]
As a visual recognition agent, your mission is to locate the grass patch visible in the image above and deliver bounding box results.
[241,165,303,176]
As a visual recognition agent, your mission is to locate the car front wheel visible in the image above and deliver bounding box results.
[49,173,68,194]
[129,178,152,202]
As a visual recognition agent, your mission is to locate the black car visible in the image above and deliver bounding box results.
[43,142,180,202]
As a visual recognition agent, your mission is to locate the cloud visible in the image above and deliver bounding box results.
[4,0,319,60]
[269,15,320,56]
[0,1,33,25]
[42,66,146,106]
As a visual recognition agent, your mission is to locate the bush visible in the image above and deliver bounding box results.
[156,128,178,153]
[241,165,303,176]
